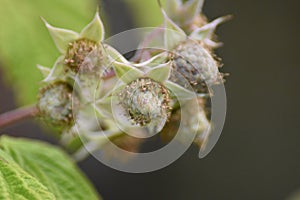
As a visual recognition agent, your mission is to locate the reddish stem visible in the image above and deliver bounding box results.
[0,105,39,129]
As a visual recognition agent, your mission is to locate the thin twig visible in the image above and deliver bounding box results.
[0,105,39,129]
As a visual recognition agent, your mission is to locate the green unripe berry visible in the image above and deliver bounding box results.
[170,39,221,93]
[119,78,171,127]
[37,82,77,127]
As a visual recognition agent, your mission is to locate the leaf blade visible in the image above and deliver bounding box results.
[0,149,56,200]
[0,136,101,200]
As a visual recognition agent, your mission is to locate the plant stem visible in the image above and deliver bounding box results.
[0,105,39,129]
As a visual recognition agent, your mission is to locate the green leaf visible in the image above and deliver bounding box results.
[0,136,101,200]
[80,12,105,43]
[0,149,56,200]
[42,18,79,54]
[147,62,171,82]
[113,61,143,84]
[0,0,97,105]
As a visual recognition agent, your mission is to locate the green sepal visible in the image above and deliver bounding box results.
[165,81,196,100]
[183,0,205,22]
[42,56,65,82]
[104,45,129,63]
[94,95,113,118]
[42,18,79,54]
[147,62,171,82]
[80,12,105,43]
[190,15,232,41]
[166,0,181,17]
[159,1,186,50]
[37,65,51,78]
[113,61,143,84]
[134,52,168,68]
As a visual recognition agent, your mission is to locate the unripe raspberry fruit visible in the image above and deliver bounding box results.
[119,78,171,127]
[170,39,221,93]
[64,39,99,73]
[37,82,76,127]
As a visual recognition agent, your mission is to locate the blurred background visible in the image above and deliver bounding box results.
[0,0,299,199]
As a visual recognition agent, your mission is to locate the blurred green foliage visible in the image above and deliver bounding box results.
[0,0,97,105]
[123,0,164,27]
[0,135,101,199]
